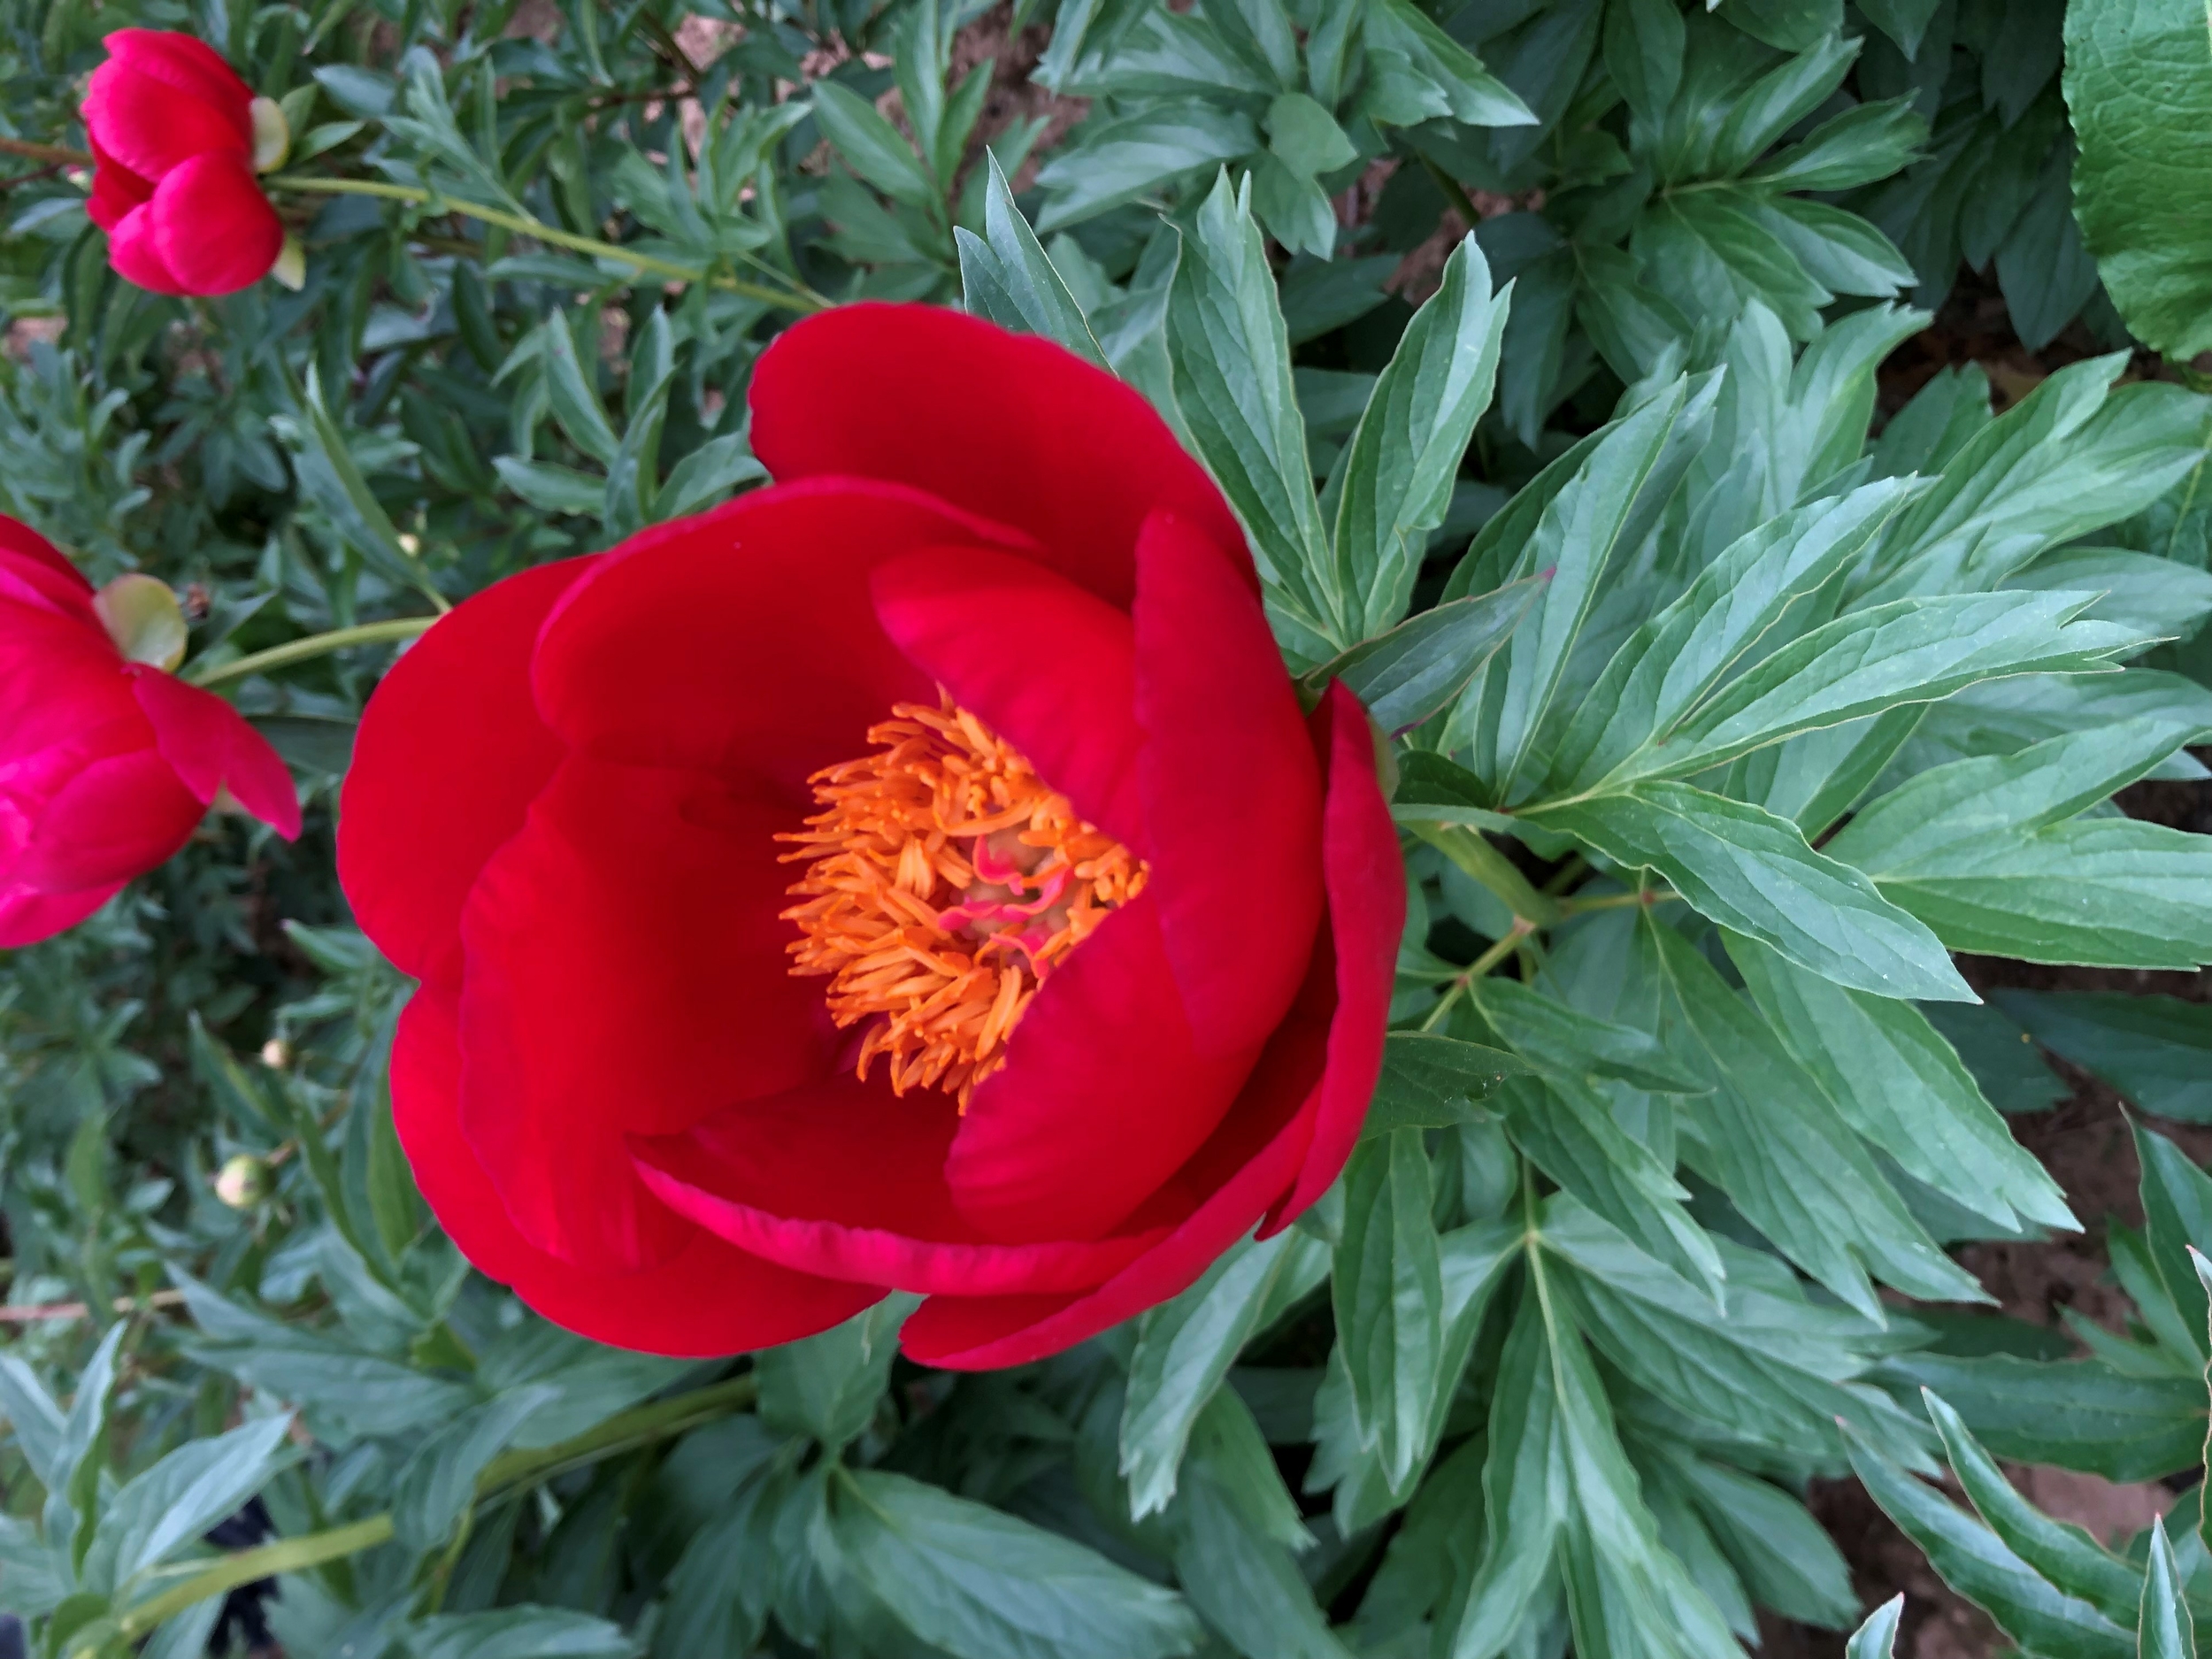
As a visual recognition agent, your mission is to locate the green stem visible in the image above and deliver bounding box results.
[114,1375,760,1640]
[1555,887,1679,916]
[118,1516,396,1638]
[1409,823,1561,928]
[1418,918,1535,1032]
[265,175,824,312]
[184,616,440,688]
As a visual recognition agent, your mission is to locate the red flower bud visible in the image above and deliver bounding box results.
[0,515,301,945]
[337,305,1405,1366]
[81,30,286,296]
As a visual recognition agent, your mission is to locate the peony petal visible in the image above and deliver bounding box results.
[455,755,834,1272]
[749,304,1250,608]
[146,151,281,296]
[128,667,301,839]
[945,894,1258,1243]
[532,480,1030,793]
[631,1072,1169,1295]
[1266,680,1404,1226]
[0,880,125,949]
[871,546,1146,846]
[339,558,595,985]
[1134,510,1325,1055]
[81,35,251,182]
[394,993,875,1357]
[104,202,188,296]
[96,31,255,131]
[0,516,100,626]
[86,140,155,234]
[12,746,202,892]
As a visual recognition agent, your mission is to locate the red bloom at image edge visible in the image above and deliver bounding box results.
[81,29,287,296]
[0,516,301,947]
[337,305,1406,1367]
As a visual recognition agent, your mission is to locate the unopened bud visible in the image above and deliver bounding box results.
[216,1154,271,1209]
[270,234,306,292]
[250,96,290,173]
[259,1037,290,1068]
[93,572,188,672]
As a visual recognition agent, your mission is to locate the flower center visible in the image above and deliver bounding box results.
[779,698,1148,1106]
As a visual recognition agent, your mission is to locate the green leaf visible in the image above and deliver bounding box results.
[410,1607,638,1659]
[1921,1389,2145,1621]
[2134,1125,2212,1363]
[812,80,939,211]
[90,1415,292,1592]
[834,1467,1203,1659]
[1363,1033,1532,1136]
[1548,477,1917,792]
[1612,590,2145,787]
[1728,933,2074,1233]
[1265,92,1356,176]
[1847,1596,1905,1659]
[1846,1428,2137,1659]
[1646,919,1985,1312]
[1333,1131,1445,1493]
[1034,106,1261,233]
[292,367,442,607]
[1827,722,2212,969]
[1541,1202,1926,1458]
[1468,975,1709,1094]
[1450,372,1720,794]
[1363,0,1537,127]
[1888,1355,2200,1485]
[756,1299,911,1454]
[536,314,622,468]
[653,434,766,522]
[1303,572,1545,734]
[1494,1074,1724,1295]
[493,455,604,516]
[1171,1452,1348,1659]
[1119,1228,1328,1517]
[1996,990,2212,1122]
[2063,0,2212,357]
[956,154,1107,367]
[1664,1451,1860,1630]
[2142,1517,2197,1659]
[1330,234,1512,634]
[393,1386,558,1555]
[1533,781,1973,1002]
[1165,172,1336,644]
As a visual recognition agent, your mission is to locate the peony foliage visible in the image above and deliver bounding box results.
[0,1,2209,1656]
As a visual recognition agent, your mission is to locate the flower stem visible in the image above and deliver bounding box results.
[265,174,826,312]
[113,1375,760,1640]
[185,616,440,688]
[0,134,90,168]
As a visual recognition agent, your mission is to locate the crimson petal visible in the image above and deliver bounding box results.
[1135,511,1325,1055]
[631,1072,1169,1295]
[129,666,300,838]
[147,151,281,296]
[394,994,875,1357]
[340,558,595,986]
[945,894,1258,1242]
[871,546,1146,846]
[749,303,1250,608]
[455,756,833,1271]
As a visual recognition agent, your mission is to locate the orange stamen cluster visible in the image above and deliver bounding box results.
[780,698,1148,1106]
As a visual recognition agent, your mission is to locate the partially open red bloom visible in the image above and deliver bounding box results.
[82,30,284,296]
[338,305,1403,1366]
[0,515,301,947]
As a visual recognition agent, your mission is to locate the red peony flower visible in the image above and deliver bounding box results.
[0,515,301,946]
[81,29,288,297]
[337,305,1402,1366]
